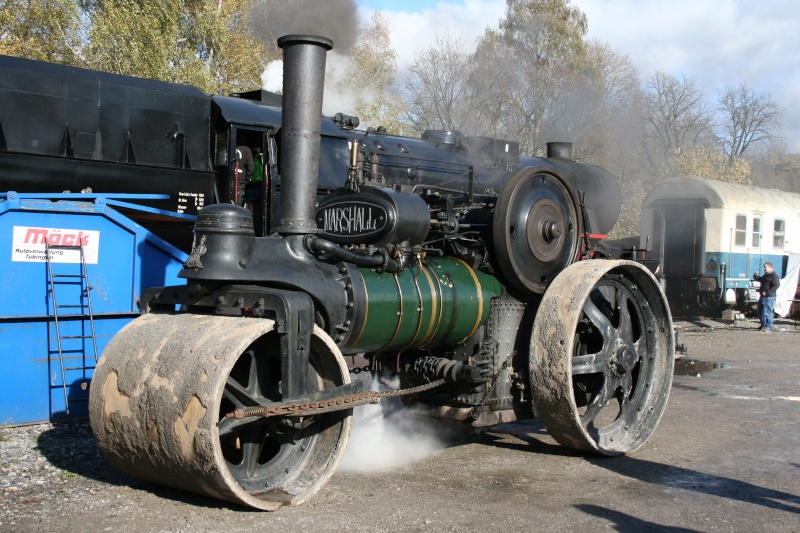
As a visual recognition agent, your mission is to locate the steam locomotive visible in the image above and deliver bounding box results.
[2,37,674,510]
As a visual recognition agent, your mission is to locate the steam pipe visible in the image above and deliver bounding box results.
[276,34,333,234]
[305,235,401,271]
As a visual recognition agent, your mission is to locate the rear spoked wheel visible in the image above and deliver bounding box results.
[529,260,674,454]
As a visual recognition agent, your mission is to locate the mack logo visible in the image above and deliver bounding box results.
[318,202,387,236]
[23,228,91,246]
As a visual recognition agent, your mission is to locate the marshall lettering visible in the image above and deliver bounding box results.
[320,204,386,235]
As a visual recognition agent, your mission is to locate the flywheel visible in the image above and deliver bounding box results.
[493,167,581,294]
[529,260,674,454]
[89,313,352,510]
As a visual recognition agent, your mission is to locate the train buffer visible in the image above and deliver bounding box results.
[45,242,98,415]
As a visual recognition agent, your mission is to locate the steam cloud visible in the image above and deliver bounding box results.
[338,376,446,472]
[256,0,363,116]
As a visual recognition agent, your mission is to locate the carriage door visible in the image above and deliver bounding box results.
[656,201,706,313]
[660,201,706,279]
[748,215,763,277]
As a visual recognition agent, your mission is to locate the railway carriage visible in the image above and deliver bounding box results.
[641,176,800,314]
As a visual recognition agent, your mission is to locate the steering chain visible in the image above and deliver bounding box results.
[224,378,445,420]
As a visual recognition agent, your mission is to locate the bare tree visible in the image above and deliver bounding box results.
[404,33,473,134]
[542,41,642,165]
[641,71,714,171]
[340,12,408,134]
[469,32,551,154]
[717,83,780,166]
[586,40,639,112]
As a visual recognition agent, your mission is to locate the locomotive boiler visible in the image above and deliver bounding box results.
[88,35,675,510]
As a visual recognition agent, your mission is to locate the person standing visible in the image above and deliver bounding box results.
[753,262,780,332]
[234,146,253,206]
[250,146,264,184]
[243,146,265,209]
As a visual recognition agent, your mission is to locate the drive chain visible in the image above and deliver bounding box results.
[224,378,446,419]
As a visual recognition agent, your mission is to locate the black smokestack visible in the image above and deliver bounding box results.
[276,34,333,234]
[547,142,573,161]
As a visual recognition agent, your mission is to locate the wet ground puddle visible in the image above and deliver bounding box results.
[674,358,729,375]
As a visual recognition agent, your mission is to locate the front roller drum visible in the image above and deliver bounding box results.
[530,260,674,455]
[89,313,351,510]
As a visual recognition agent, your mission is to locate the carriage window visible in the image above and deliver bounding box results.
[752,217,761,248]
[774,219,785,249]
[734,215,747,246]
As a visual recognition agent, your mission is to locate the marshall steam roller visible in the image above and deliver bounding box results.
[89,34,675,510]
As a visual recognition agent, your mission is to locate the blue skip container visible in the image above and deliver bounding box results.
[0,192,192,425]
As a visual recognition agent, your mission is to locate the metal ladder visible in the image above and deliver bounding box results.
[46,242,99,414]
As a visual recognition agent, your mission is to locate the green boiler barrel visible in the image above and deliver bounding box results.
[347,257,504,352]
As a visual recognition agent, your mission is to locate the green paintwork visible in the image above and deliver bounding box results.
[353,257,503,352]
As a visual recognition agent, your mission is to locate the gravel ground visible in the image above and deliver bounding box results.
[0,420,133,525]
[2,317,799,532]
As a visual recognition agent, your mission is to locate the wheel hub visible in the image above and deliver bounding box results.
[526,198,566,262]
[608,338,637,376]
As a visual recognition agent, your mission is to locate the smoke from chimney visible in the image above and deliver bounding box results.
[250,0,359,53]
[256,0,364,116]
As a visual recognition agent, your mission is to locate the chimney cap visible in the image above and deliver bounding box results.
[277,34,333,51]
[546,142,573,161]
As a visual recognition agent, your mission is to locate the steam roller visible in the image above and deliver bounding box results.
[88,33,675,510]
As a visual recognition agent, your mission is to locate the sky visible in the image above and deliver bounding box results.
[354,0,800,152]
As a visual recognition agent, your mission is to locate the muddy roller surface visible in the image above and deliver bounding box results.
[2,320,799,532]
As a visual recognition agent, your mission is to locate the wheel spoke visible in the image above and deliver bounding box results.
[246,350,259,394]
[218,416,262,439]
[572,352,605,375]
[618,371,636,412]
[617,292,634,341]
[581,372,622,429]
[265,421,301,445]
[633,338,648,361]
[627,339,650,403]
[583,298,614,337]
[239,426,267,478]
[224,376,258,407]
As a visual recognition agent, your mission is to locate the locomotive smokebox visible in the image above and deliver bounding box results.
[276,34,333,234]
